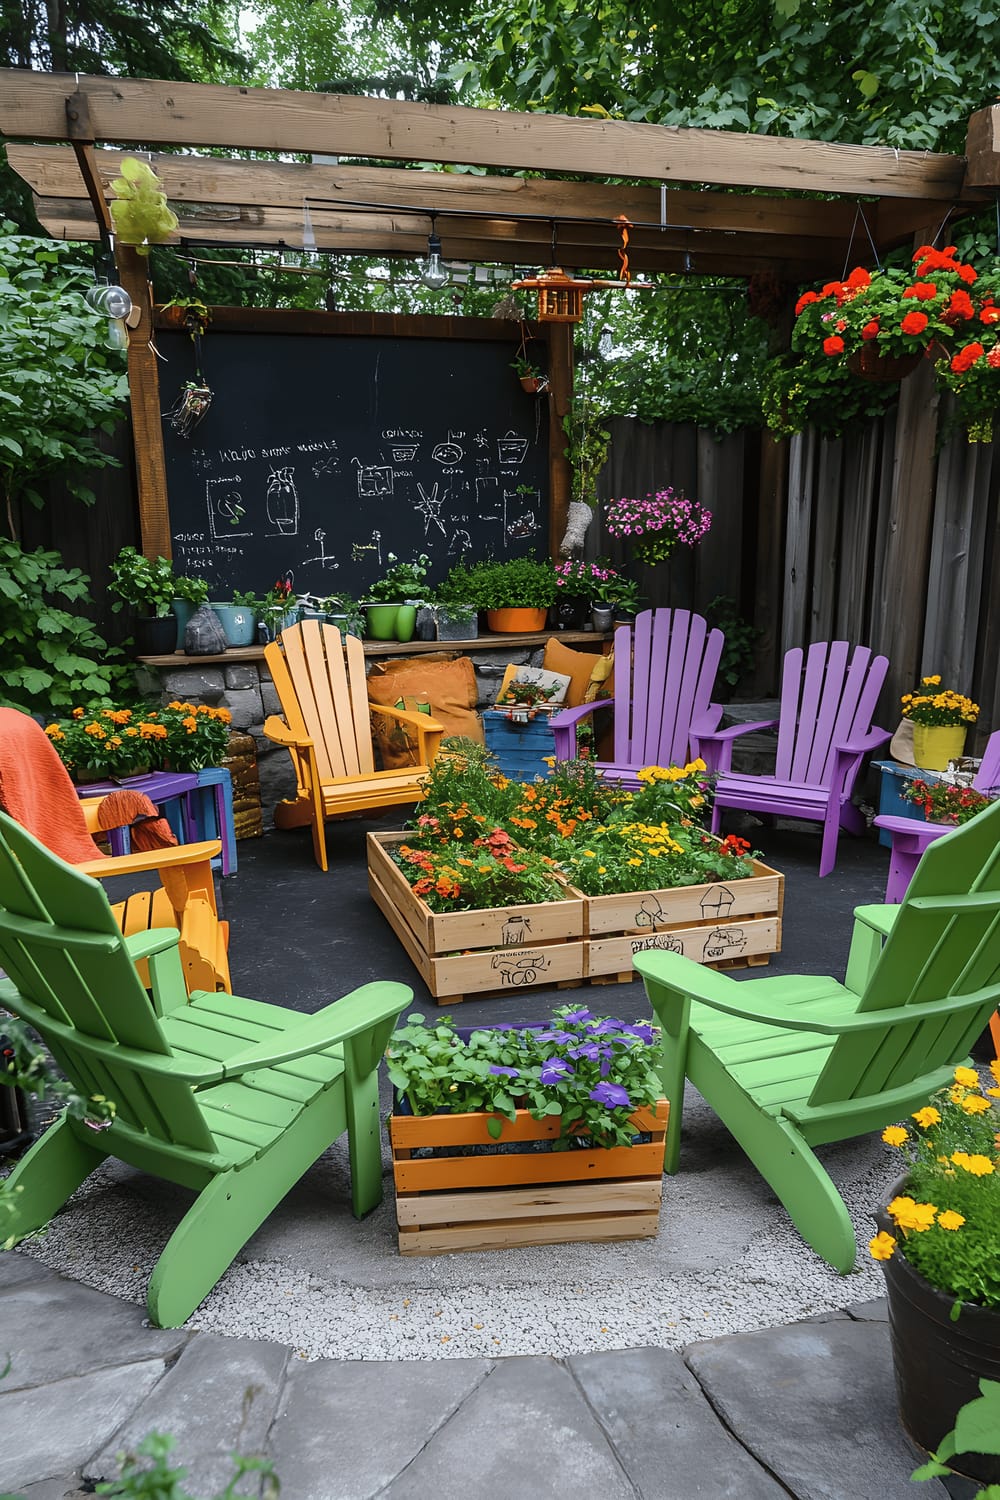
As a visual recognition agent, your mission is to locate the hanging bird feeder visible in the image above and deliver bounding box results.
[512,219,634,322]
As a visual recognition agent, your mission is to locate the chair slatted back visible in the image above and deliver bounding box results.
[775,642,888,789]
[809,801,1000,1108]
[265,622,375,783]
[613,610,723,769]
[0,813,217,1154]
[973,730,1000,794]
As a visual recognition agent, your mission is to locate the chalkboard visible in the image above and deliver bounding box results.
[159,328,550,603]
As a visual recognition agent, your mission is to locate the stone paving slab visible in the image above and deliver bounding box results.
[382,1356,635,1500]
[88,1332,290,1496]
[0,1254,55,1291]
[568,1346,787,1498]
[0,1277,189,1390]
[0,1361,166,1492]
[685,1317,947,1500]
[268,1355,491,1500]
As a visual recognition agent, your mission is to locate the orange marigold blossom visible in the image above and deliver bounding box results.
[869,1231,897,1261]
[954,1066,979,1087]
[937,1210,965,1231]
[887,1196,938,1232]
[912,1105,941,1128]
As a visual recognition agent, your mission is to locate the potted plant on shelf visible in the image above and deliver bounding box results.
[511,354,549,394]
[362,553,432,642]
[870,1065,1000,1483]
[169,573,209,649]
[460,556,558,633]
[585,559,642,630]
[257,578,300,641]
[320,590,364,640]
[900,674,979,771]
[108,546,201,655]
[384,1006,668,1252]
[209,588,258,648]
[900,779,993,826]
[432,562,479,641]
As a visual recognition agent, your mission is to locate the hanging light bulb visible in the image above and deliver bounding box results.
[421,215,448,291]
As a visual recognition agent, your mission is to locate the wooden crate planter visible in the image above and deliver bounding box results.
[390,1099,669,1254]
[482,707,557,782]
[367,831,586,1004]
[585,860,784,981]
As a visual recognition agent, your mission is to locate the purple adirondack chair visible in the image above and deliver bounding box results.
[694,640,892,877]
[875,729,1000,902]
[550,609,725,788]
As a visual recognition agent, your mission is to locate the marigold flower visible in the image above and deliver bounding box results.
[911,1106,941,1129]
[951,1151,995,1177]
[954,1066,979,1088]
[869,1231,897,1261]
[887,1196,937,1231]
[936,1210,965,1231]
[882,1125,908,1147]
[71,707,85,719]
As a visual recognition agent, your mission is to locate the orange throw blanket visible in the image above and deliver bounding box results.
[97,789,177,852]
[0,708,176,862]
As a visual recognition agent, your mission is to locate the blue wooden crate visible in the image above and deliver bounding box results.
[483,709,556,782]
[873,759,939,846]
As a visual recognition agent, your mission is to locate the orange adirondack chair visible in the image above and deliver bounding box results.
[264,622,444,871]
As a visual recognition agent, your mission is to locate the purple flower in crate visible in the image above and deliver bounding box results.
[533,1028,575,1045]
[540,1057,574,1084]
[568,1041,603,1062]
[488,1065,520,1078]
[621,1023,656,1045]
[586,1018,627,1036]
[589,1081,632,1110]
[562,1007,594,1024]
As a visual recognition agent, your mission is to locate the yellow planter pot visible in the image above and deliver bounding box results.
[912,723,966,772]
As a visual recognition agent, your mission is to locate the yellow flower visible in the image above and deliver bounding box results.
[628,857,642,866]
[882,1125,908,1147]
[597,866,607,874]
[922,674,941,685]
[887,1195,937,1231]
[951,1152,995,1177]
[869,1231,897,1261]
[954,1066,979,1088]
[936,1210,965,1231]
[961,1094,992,1116]
[949,1086,968,1104]
[911,1106,941,1129]
[990,1058,1000,1086]
[987,1087,1000,1099]
[583,850,596,858]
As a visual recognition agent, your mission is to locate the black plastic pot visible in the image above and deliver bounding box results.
[875,1195,1000,1482]
[134,615,179,655]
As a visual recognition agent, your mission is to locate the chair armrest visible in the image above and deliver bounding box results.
[220,981,412,1077]
[124,928,181,961]
[76,840,222,880]
[634,949,994,1034]
[693,719,778,775]
[549,699,615,729]
[835,726,892,756]
[367,703,446,735]
[852,903,900,938]
[263,716,312,749]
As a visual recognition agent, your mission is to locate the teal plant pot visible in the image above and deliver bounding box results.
[364,603,400,640]
[171,599,195,650]
[210,603,256,647]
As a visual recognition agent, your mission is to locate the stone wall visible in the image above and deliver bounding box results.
[138,647,545,826]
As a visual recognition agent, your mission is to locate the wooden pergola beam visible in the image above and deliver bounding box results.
[33,196,840,278]
[0,70,972,201]
[7,143,872,243]
[965,105,1000,187]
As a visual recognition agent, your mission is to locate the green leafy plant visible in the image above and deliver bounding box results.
[173,575,209,607]
[259,578,297,634]
[109,547,188,619]
[901,778,993,825]
[386,1005,661,1148]
[321,590,365,635]
[563,398,611,508]
[911,1378,1000,1495]
[365,553,432,603]
[0,539,132,714]
[95,1431,278,1499]
[870,1062,1000,1310]
[705,595,760,689]
[459,556,558,610]
[0,224,129,539]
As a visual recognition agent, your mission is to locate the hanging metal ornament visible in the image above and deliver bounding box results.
[163,303,213,438]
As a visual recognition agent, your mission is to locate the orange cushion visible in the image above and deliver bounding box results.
[367,655,483,752]
[542,638,612,708]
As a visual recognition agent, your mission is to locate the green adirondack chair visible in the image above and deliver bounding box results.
[0,811,411,1327]
[634,798,1000,1273]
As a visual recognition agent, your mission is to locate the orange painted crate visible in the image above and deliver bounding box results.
[367,830,586,1004]
[390,1099,668,1254]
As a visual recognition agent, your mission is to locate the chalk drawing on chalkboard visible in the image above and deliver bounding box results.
[475,476,501,520]
[266,467,300,536]
[432,432,464,466]
[507,511,540,540]
[497,432,529,467]
[301,528,341,571]
[413,482,448,537]
[353,458,393,498]
[312,454,339,478]
[207,477,250,538]
[449,529,473,556]
[352,530,383,566]
[390,443,419,463]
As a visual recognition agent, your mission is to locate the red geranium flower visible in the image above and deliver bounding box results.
[795,290,819,315]
[822,335,845,355]
[861,319,880,340]
[946,289,974,320]
[950,342,985,373]
[903,282,937,301]
[900,311,929,336]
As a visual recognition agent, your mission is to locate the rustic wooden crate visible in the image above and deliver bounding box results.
[390,1099,668,1254]
[367,831,586,1004]
[482,708,557,782]
[585,860,784,982]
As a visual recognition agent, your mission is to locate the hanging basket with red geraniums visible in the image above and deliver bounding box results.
[783,245,1000,441]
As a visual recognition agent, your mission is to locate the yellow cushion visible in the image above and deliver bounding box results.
[542,638,613,709]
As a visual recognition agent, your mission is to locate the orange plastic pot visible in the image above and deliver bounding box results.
[486,607,548,634]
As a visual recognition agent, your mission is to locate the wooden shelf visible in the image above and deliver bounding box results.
[136,630,612,668]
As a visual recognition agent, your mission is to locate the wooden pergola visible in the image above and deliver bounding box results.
[2,71,999,693]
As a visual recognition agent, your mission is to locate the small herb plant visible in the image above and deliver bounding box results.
[386,1005,661,1148]
[870,1062,1000,1310]
[173,574,209,607]
[108,547,191,619]
[459,556,558,610]
[258,577,296,634]
[321,590,365,636]
[95,1431,278,1499]
[365,553,432,603]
